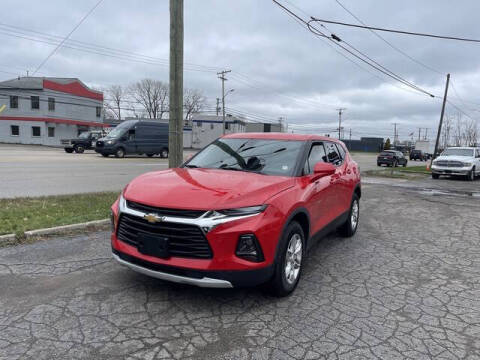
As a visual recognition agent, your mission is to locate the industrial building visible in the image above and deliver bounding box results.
[0,77,106,146]
[341,137,384,152]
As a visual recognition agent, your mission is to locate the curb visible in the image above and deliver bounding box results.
[0,233,16,244]
[24,219,110,238]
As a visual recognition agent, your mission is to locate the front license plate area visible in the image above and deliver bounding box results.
[137,234,169,259]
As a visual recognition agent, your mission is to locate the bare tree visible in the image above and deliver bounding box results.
[128,79,169,119]
[105,85,124,120]
[183,88,206,121]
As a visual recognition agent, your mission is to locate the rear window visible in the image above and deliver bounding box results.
[380,152,393,156]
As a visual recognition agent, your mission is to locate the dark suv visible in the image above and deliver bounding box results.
[62,131,105,153]
[410,149,427,161]
[377,150,408,167]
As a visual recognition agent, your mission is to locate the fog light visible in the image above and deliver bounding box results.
[236,234,264,262]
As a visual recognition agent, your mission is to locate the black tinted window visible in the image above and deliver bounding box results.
[325,142,342,166]
[336,143,346,159]
[304,143,327,175]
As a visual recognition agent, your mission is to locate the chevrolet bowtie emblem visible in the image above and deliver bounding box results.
[144,213,165,223]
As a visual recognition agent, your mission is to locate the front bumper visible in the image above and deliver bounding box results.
[113,248,274,288]
[95,146,115,154]
[431,165,471,176]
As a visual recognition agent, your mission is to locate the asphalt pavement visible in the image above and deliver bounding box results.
[0,144,430,198]
[1,184,479,359]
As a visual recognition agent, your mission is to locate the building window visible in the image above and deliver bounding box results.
[32,126,41,137]
[225,122,230,130]
[197,121,202,127]
[210,124,214,130]
[10,125,19,136]
[96,106,101,117]
[31,96,40,109]
[48,127,55,137]
[10,96,18,109]
[48,97,55,111]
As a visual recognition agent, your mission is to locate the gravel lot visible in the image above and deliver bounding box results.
[1,184,479,359]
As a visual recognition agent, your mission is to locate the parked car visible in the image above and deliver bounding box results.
[409,149,428,161]
[95,120,169,158]
[431,147,480,181]
[110,134,361,296]
[61,130,105,153]
[377,150,408,167]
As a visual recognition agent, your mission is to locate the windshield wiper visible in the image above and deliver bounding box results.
[184,164,199,168]
[218,166,242,171]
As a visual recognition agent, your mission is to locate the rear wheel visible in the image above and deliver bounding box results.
[268,221,305,297]
[115,147,125,158]
[74,145,84,154]
[393,159,398,167]
[101,153,109,158]
[338,194,360,237]
[160,148,169,158]
[64,148,74,153]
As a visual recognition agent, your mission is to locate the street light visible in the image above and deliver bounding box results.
[222,89,234,134]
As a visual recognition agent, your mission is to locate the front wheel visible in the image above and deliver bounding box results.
[268,221,305,297]
[64,148,74,153]
[467,168,475,181]
[432,173,439,179]
[74,145,85,154]
[115,148,125,158]
[101,153,109,158]
[338,194,360,237]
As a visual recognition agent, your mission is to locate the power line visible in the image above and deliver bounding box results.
[272,0,435,98]
[333,0,444,76]
[33,0,104,75]
[309,17,480,43]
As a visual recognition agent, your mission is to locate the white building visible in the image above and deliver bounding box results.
[190,115,246,149]
[0,77,106,146]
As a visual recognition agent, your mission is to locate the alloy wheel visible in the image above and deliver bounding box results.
[284,234,302,285]
[351,199,359,231]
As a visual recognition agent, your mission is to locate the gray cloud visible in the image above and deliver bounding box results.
[1,0,479,140]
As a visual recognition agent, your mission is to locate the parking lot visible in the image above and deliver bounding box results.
[0,144,433,198]
[1,183,479,359]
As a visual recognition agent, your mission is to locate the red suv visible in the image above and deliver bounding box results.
[111,133,361,296]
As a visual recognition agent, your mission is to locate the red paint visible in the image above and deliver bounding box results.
[43,79,103,101]
[0,116,109,127]
[111,134,361,283]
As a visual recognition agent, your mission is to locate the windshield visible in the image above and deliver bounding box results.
[78,132,90,139]
[441,148,474,157]
[106,121,135,139]
[185,138,304,176]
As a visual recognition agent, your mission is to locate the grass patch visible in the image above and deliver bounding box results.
[0,192,119,236]
[396,165,431,174]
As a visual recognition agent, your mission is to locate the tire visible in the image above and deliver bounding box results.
[115,147,125,158]
[101,153,109,158]
[403,161,407,167]
[432,173,439,179]
[338,194,360,237]
[268,221,305,297]
[64,148,74,153]
[377,163,381,167]
[393,159,398,167]
[147,154,155,157]
[160,148,169,158]
[74,145,85,154]
[467,168,475,181]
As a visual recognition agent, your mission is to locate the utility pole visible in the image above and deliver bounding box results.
[433,73,450,160]
[418,128,421,141]
[168,0,183,168]
[216,98,220,116]
[217,70,231,135]
[424,128,429,140]
[336,108,346,139]
[393,123,399,146]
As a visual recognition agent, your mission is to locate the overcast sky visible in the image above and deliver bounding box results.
[1,0,480,140]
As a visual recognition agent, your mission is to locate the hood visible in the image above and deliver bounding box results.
[123,168,294,210]
[435,155,473,162]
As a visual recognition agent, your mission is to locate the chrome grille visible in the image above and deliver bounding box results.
[435,160,463,167]
[117,213,213,259]
[126,201,205,219]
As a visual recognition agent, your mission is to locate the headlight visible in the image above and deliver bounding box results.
[462,162,472,167]
[106,140,115,145]
[206,205,267,218]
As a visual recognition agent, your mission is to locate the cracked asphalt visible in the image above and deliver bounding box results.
[1,184,480,359]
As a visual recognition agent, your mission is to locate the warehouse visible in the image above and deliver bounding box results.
[0,76,107,146]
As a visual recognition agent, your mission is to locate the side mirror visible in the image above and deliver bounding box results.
[313,162,336,178]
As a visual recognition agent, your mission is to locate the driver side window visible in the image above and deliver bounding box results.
[325,142,343,166]
[304,143,327,175]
